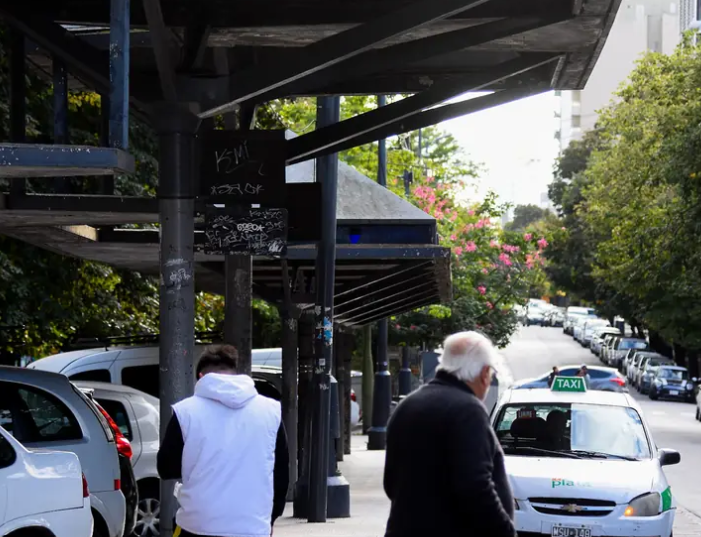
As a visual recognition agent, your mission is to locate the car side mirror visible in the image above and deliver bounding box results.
[658,448,681,466]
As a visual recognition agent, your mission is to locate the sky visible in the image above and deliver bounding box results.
[439,91,561,211]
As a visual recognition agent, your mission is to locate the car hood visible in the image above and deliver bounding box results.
[505,456,656,504]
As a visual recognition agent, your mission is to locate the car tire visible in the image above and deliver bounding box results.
[696,407,700,421]
[133,481,160,537]
[649,391,658,400]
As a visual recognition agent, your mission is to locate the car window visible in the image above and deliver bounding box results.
[122,365,159,397]
[495,403,651,460]
[69,369,112,383]
[588,369,611,379]
[658,368,688,380]
[619,339,648,351]
[0,433,16,469]
[96,398,132,440]
[0,383,83,444]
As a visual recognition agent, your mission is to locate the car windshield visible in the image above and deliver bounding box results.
[495,403,651,460]
[646,359,667,368]
[657,368,688,380]
[618,339,647,350]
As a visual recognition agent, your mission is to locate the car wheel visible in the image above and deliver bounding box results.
[696,407,700,421]
[649,390,658,400]
[134,482,160,537]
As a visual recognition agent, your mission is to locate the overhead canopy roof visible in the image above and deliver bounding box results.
[0,138,451,326]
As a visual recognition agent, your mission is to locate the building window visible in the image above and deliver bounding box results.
[572,90,582,105]
[572,115,581,128]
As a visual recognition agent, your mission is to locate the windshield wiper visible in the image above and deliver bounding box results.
[559,449,639,461]
[503,446,583,459]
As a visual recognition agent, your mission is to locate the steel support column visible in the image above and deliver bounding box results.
[281,307,299,501]
[398,347,412,396]
[53,57,69,194]
[309,95,350,522]
[154,103,200,537]
[109,0,130,150]
[361,325,374,434]
[9,27,26,195]
[369,96,391,450]
[368,317,391,450]
[224,255,253,375]
[294,312,315,518]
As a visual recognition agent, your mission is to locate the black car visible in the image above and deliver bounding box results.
[649,366,695,402]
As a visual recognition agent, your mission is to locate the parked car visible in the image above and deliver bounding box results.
[0,424,93,537]
[590,327,620,356]
[649,365,695,402]
[512,364,628,392]
[636,355,674,394]
[581,319,610,347]
[28,345,361,429]
[563,306,596,335]
[627,350,649,386]
[572,315,598,342]
[0,366,131,537]
[75,382,159,537]
[547,308,565,327]
[609,337,648,369]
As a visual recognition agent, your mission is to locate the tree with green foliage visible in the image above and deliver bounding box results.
[505,204,551,231]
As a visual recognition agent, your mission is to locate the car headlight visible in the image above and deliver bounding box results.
[624,492,661,517]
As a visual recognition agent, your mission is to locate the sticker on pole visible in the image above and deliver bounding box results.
[203,207,288,257]
[551,376,587,393]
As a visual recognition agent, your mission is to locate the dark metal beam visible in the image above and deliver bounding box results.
[0,145,135,178]
[335,279,437,320]
[3,193,158,213]
[0,3,150,120]
[299,88,547,162]
[198,0,492,117]
[42,0,578,27]
[142,0,178,102]
[287,54,558,164]
[180,15,211,71]
[344,289,440,325]
[9,27,26,195]
[109,0,130,150]
[280,10,572,98]
[335,271,434,314]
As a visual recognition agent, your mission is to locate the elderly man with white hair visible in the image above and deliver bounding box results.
[382,331,516,537]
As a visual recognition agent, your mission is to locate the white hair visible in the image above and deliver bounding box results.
[437,331,498,382]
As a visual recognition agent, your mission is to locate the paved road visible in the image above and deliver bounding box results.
[500,326,701,534]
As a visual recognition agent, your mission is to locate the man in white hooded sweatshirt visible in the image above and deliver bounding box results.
[157,345,289,537]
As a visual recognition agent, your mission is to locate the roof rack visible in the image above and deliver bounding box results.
[68,331,224,350]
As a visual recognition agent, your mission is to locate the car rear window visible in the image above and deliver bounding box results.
[96,398,132,440]
[0,382,83,443]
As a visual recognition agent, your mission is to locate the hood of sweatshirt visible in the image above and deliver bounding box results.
[194,373,257,409]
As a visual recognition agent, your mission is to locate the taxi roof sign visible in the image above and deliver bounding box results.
[551,376,587,392]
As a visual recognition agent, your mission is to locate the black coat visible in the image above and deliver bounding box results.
[383,370,516,537]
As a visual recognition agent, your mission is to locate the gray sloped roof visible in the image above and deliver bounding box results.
[285,130,433,223]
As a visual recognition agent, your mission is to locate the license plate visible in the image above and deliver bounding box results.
[670,390,679,396]
[551,526,591,537]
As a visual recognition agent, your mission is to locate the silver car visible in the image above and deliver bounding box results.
[0,366,126,537]
[75,382,160,537]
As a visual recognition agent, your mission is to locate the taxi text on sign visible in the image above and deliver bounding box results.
[552,377,587,392]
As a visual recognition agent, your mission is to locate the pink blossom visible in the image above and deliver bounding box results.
[477,285,486,295]
[465,241,477,252]
[481,268,489,274]
[454,246,463,256]
[498,252,513,266]
[410,325,418,330]
[490,240,499,248]
[468,210,475,216]
[450,212,458,222]
[427,176,435,183]
[450,234,457,241]
[524,233,533,241]
[395,324,401,329]
[427,194,436,204]
[486,302,494,310]
[561,227,566,231]
[537,237,549,249]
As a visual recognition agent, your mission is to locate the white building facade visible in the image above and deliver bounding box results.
[557,0,696,151]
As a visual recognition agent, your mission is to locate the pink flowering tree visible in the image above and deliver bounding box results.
[390,181,550,349]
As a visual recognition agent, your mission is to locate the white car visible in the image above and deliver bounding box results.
[492,377,678,537]
[590,328,620,356]
[0,425,93,536]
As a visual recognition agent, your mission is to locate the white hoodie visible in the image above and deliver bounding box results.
[173,373,281,537]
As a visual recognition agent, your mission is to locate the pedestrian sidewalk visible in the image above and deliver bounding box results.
[276,434,388,537]
[276,434,701,537]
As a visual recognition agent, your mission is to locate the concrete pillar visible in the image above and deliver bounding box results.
[224,255,252,375]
